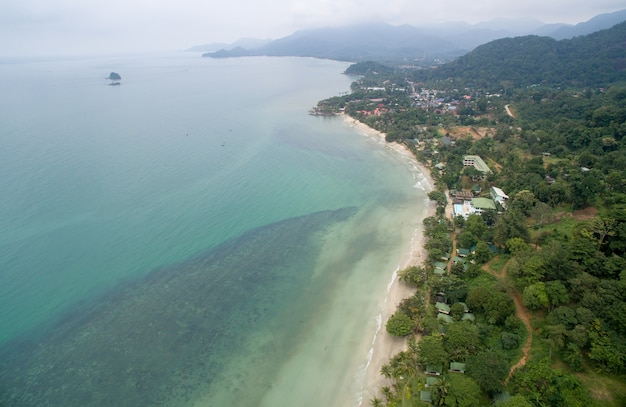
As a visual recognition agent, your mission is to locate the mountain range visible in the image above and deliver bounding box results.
[196,9,626,64]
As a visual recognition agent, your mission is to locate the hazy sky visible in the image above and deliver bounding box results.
[1,0,624,56]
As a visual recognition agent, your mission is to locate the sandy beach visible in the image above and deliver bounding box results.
[342,115,437,405]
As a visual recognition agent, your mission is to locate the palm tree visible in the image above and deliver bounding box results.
[380,363,393,380]
[381,386,394,403]
[370,396,384,407]
[434,375,450,406]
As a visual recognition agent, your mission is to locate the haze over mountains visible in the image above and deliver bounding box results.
[195,8,626,63]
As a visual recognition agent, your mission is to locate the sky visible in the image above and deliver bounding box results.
[1,0,625,57]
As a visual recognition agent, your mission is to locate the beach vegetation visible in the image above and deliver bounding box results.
[386,310,415,336]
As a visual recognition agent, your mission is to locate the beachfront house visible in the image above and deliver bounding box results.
[433,262,447,276]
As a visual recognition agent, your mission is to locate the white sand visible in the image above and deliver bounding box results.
[342,115,437,405]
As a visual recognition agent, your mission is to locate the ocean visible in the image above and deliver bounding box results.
[0,53,430,406]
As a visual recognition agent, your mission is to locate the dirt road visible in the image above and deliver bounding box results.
[482,257,532,384]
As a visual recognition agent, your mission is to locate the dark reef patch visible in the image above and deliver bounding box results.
[0,207,356,406]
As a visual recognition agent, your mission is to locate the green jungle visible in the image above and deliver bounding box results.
[316,20,626,407]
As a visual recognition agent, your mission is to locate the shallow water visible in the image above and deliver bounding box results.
[0,53,429,406]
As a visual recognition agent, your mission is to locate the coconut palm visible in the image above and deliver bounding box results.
[370,396,384,407]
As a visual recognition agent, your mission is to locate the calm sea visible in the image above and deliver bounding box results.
[0,53,430,406]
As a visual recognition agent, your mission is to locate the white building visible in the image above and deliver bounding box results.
[490,186,509,208]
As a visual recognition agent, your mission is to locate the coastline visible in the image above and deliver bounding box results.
[342,114,437,405]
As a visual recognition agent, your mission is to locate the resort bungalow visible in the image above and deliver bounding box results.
[449,362,466,373]
[437,313,454,323]
[420,390,433,404]
[435,302,451,314]
[461,313,476,322]
[490,186,509,209]
[433,262,447,276]
[425,364,443,376]
[425,377,440,387]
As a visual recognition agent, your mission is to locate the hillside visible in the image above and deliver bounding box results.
[421,21,626,89]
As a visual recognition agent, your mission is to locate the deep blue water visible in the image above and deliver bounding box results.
[0,53,428,406]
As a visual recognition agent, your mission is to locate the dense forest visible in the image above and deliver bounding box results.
[417,21,626,89]
[316,21,626,407]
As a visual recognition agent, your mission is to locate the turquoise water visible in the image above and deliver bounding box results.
[0,54,429,406]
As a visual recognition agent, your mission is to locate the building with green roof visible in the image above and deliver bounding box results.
[471,197,497,212]
[463,155,492,174]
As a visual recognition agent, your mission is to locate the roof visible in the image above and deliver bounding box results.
[450,362,466,372]
[462,313,476,322]
[426,377,440,387]
[435,302,451,313]
[463,155,492,173]
[420,390,433,403]
[457,248,471,256]
[437,313,454,323]
[434,262,447,270]
[472,197,497,210]
[490,186,508,199]
[425,364,443,375]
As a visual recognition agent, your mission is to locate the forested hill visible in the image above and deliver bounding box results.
[424,21,626,89]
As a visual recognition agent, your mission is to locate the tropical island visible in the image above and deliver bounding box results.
[315,21,626,407]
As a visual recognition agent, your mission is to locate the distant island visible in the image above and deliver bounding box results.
[108,72,121,80]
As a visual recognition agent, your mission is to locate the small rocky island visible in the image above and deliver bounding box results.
[107,72,121,85]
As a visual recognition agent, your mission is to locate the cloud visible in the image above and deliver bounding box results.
[1,0,624,56]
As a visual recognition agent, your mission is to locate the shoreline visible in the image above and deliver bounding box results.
[342,114,437,405]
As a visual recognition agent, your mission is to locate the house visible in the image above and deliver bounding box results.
[453,197,496,220]
[471,197,497,215]
[461,313,476,322]
[433,262,447,276]
[490,186,509,208]
[440,136,453,146]
[437,313,454,323]
[435,302,451,314]
[420,390,433,404]
[425,377,440,387]
[425,364,443,376]
[463,155,492,175]
[449,362,466,373]
[457,248,471,257]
